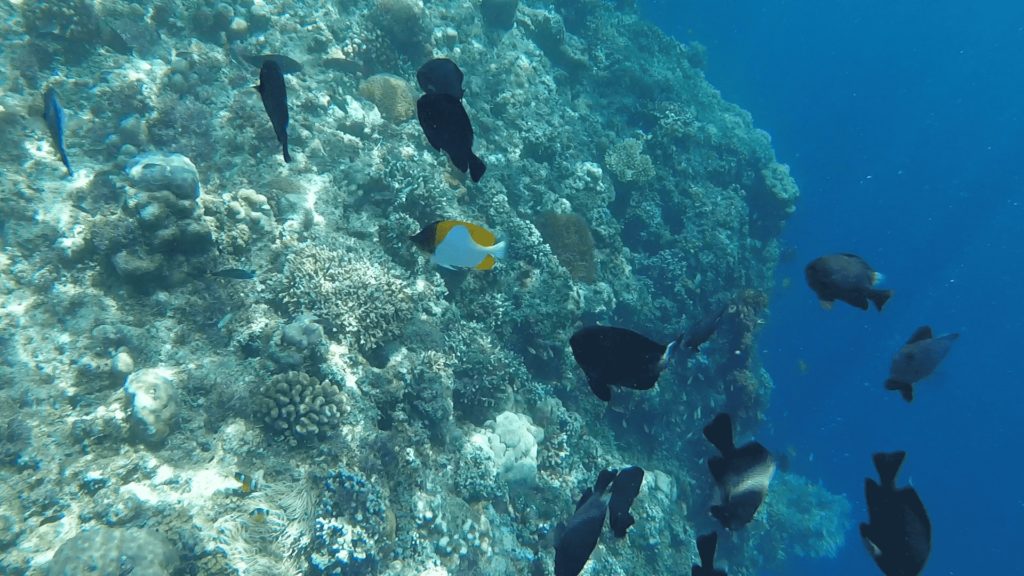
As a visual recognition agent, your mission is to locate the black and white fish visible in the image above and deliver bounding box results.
[691,532,727,576]
[703,413,775,530]
[805,253,892,311]
[256,60,292,163]
[416,93,485,182]
[554,469,617,576]
[885,326,958,402]
[608,466,644,538]
[861,451,931,576]
[42,87,73,177]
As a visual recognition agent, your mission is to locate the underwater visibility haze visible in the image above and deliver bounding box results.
[0,0,1016,575]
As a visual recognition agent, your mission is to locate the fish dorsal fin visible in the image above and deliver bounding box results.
[595,468,618,494]
[436,220,495,247]
[703,413,735,454]
[696,531,718,569]
[873,451,906,489]
[907,326,933,344]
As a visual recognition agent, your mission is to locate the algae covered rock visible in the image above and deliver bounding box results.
[481,0,519,30]
[126,152,201,200]
[359,73,417,123]
[123,367,179,445]
[48,526,179,576]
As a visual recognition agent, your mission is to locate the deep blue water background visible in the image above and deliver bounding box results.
[640,1,1024,574]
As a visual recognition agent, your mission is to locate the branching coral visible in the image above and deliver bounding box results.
[605,138,656,183]
[281,243,417,351]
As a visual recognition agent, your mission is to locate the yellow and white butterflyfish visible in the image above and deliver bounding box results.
[410,220,507,270]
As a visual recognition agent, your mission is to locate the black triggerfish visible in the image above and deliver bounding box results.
[416,93,486,182]
[885,326,958,402]
[860,451,931,576]
[416,58,465,99]
[805,253,892,311]
[608,465,644,538]
[569,325,686,402]
[256,60,292,163]
[703,413,775,530]
[554,468,618,576]
[42,88,73,177]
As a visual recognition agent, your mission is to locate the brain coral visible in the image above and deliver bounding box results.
[281,243,417,350]
[359,74,416,123]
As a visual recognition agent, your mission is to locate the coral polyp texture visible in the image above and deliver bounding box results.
[0,0,843,575]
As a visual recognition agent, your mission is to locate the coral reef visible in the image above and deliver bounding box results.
[0,0,839,574]
[255,371,345,447]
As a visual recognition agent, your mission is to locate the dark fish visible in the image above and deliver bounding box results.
[243,53,303,74]
[569,325,683,402]
[682,304,729,353]
[860,451,931,576]
[691,532,727,576]
[703,413,775,530]
[885,326,958,402]
[256,60,292,163]
[805,253,892,311]
[416,93,486,182]
[416,58,465,99]
[608,465,644,538]
[42,88,73,177]
[555,469,618,576]
[212,268,256,280]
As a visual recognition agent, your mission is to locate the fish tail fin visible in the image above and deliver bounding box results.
[489,240,507,260]
[60,152,73,177]
[469,153,486,182]
[283,146,292,163]
[696,531,718,569]
[885,379,913,402]
[702,413,734,454]
[872,451,906,489]
[869,289,892,311]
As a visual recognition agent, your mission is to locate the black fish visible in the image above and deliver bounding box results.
[416,93,486,182]
[608,466,644,538]
[555,469,617,576]
[416,58,464,99]
[885,326,958,402]
[805,253,892,311]
[569,325,684,402]
[861,451,931,576]
[243,53,303,74]
[703,413,775,530]
[211,268,256,280]
[256,60,292,163]
[42,88,73,177]
[691,532,727,576]
[682,304,729,353]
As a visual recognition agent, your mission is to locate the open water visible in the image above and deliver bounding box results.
[642,1,1024,574]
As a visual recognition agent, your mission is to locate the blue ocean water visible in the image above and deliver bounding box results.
[640,1,1024,574]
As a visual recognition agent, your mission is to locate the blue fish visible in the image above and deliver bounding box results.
[42,88,73,177]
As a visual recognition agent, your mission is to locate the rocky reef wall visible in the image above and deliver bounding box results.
[0,0,841,575]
